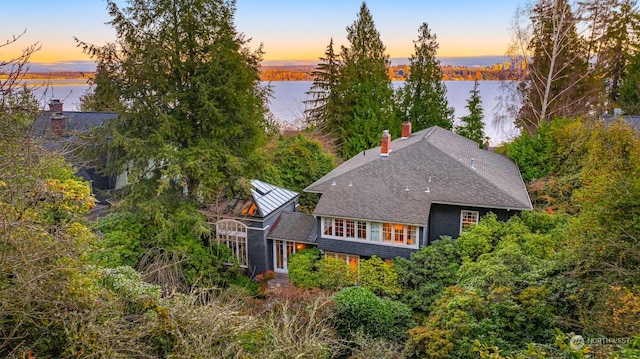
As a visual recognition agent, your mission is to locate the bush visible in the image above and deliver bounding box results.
[316,256,357,290]
[333,286,414,343]
[287,248,321,288]
[395,237,460,313]
[358,255,401,298]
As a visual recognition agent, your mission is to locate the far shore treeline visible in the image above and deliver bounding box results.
[6,62,525,82]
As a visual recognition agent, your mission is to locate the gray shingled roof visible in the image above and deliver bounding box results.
[267,212,317,243]
[33,111,118,137]
[602,115,640,131]
[251,179,299,217]
[305,126,532,225]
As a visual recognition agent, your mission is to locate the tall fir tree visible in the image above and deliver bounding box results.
[76,0,269,203]
[396,22,454,131]
[601,0,640,105]
[336,2,398,159]
[455,79,487,147]
[304,38,345,136]
[617,50,640,114]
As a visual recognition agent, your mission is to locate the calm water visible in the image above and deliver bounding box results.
[29,80,518,146]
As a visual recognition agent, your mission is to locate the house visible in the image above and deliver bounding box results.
[33,99,120,214]
[33,101,532,275]
[303,123,532,267]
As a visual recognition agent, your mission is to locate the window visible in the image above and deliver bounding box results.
[461,210,479,233]
[407,225,417,245]
[321,218,418,247]
[335,219,344,237]
[323,217,333,236]
[370,222,381,241]
[394,224,405,244]
[325,251,360,271]
[215,219,248,267]
[382,223,392,243]
[357,222,367,240]
[345,220,355,238]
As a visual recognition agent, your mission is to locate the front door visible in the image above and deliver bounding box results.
[274,240,296,273]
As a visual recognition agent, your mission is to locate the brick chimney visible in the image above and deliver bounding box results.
[380,130,391,156]
[401,121,412,139]
[49,99,63,112]
[50,112,66,136]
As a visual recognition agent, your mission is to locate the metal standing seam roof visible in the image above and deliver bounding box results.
[251,179,299,217]
[305,126,532,225]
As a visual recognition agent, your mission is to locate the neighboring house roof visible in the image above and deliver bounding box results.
[251,179,299,217]
[305,126,532,225]
[602,114,640,131]
[267,212,317,243]
[33,111,118,137]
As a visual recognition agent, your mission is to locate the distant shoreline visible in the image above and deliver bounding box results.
[8,61,523,82]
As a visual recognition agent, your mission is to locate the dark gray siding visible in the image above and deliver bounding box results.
[246,201,298,275]
[247,227,267,275]
[428,204,516,243]
[317,237,416,260]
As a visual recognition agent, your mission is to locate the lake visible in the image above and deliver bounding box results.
[28,80,518,146]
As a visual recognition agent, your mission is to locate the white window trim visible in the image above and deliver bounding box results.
[460,210,480,234]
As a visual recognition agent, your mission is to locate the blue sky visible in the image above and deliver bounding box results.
[2,0,520,71]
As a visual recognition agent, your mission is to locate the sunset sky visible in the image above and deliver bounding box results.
[2,0,519,70]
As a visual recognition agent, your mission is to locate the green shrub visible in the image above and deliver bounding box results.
[287,248,321,288]
[316,256,357,290]
[358,255,401,298]
[333,286,414,343]
[395,237,460,313]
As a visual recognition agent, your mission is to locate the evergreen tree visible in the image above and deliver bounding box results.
[74,0,269,291]
[76,0,269,202]
[599,0,640,105]
[304,38,345,135]
[396,22,454,131]
[77,48,121,112]
[336,2,398,159]
[618,51,640,114]
[455,79,487,147]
